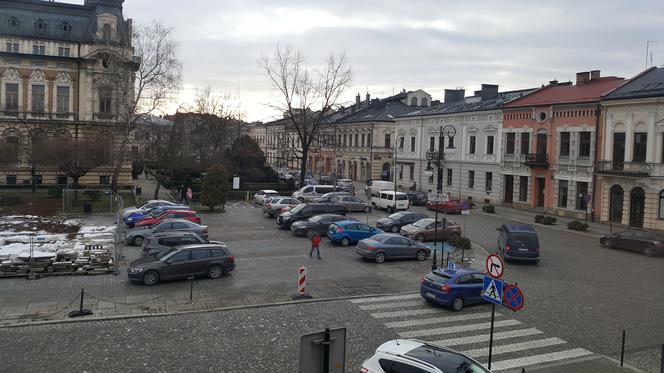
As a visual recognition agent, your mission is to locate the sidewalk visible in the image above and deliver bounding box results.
[131,172,173,203]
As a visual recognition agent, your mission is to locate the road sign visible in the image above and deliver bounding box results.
[485,253,504,278]
[232,177,240,190]
[300,328,346,373]
[482,276,504,305]
[503,284,525,312]
[446,260,456,271]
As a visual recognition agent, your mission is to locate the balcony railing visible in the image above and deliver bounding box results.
[524,153,549,168]
[595,161,652,176]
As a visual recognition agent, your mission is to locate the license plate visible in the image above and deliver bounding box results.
[425,292,436,299]
[518,248,528,252]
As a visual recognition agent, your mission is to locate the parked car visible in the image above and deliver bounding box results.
[313,191,349,203]
[426,199,472,213]
[371,191,409,212]
[337,178,353,190]
[123,200,176,218]
[420,267,486,311]
[292,185,336,202]
[277,203,346,229]
[497,223,540,263]
[356,233,430,263]
[264,197,301,217]
[376,212,429,233]
[142,231,223,255]
[125,219,209,246]
[331,195,372,212]
[261,196,286,213]
[365,180,394,197]
[406,191,428,206]
[600,230,664,257]
[327,220,382,246]
[134,210,201,227]
[360,339,490,373]
[254,190,280,205]
[125,204,192,226]
[290,214,356,237]
[400,218,461,242]
[128,244,235,286]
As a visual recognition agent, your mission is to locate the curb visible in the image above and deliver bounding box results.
[474,210,603,239]
[0,290,420,329]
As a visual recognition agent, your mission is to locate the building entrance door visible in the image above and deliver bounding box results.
[504,175,514,203]
[629,187,645,228]
[536,177,545,207]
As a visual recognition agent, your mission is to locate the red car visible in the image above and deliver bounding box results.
[426,199,472,214]
[134,210,202,227]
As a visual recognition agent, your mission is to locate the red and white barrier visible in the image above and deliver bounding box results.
[292,265,312,299]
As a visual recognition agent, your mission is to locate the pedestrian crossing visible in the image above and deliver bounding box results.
[350,293,593,372]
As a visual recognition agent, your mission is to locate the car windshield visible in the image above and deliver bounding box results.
[309,215,325,222]
[388,212,407,220]
[290,204,306,213]
[149,210,162,217]
[155,247,177,260]
[413,218,434,228]
[508,233,538,248]
[405,345,489,373]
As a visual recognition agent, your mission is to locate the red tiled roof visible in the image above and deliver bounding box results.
[503,77,625,108]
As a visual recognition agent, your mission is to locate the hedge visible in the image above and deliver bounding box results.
[482,205,495,213]
[568,220,589,231]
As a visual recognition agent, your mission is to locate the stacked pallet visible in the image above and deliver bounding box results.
[0,245,116,276]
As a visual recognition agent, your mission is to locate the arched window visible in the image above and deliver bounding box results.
[421,97,428,106]
[659,190,664,219]
[0,135,20,164]
[59,22,72,35]
[8,16,20,30]
[35,18,47,34]
[410,97,418,106]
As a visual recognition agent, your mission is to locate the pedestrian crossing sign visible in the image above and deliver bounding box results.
[482,276,504,305]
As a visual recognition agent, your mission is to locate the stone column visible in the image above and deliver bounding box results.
[647,113,656,162]
[604,114,613,161]
[624,114,634,162]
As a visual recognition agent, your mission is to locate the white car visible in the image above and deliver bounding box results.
[361,339,491,373]
[371,191,409,212]
[122,200,175,218]
[253,190,279,205]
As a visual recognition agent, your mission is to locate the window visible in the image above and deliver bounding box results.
[390,360,424,373]
[31,85,45,113]
[57,47,71,57]
[6,42,19,53]
[191,249,209,260]
[579,132,591,157]
[410,136,415,152]
[384,133,391,148]
[469,135,476,154]
[361,134,365,147]
[519,176,528,202]
[399,136,404,150]
[421,97,428,106]
[506,133,515,154]
[409,164,414,181]
[348,134,353,147]
[103,24,112,42]
[556,132,569,157]
[35,19,47,34]
[367,134,372,147]
[576,181,589,210]
[398,164,403,180]
[99,175,110,185]
[343,134,347,147]
[34,175,42,185]
[56,176,68,185]
[168,251,190,263]
[8,17,20,30]
[486,172,493,191]
[33,44,46,55]
[468,170,475,189]
[659,191,664,219]
[487,135,494,155]
[354,134,359,147]
[56,86,70,113]
[410,97,417,106]
[633,133,647,162]
[99,87,113,114]
[520,132,530,154]
[429,136,435,151]
[558,180,568,208]
[5,83,19,110]
[59,22,72,35]
[6,175,17,185]
[448,135,454,148]
[447,169,452,186]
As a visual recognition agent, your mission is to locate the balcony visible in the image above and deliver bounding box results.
[595,161,652,177]
[524,153,549,168]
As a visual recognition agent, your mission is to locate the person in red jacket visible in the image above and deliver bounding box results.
[309,233,321,259]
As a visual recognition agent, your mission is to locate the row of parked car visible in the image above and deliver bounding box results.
[121,200,235,286]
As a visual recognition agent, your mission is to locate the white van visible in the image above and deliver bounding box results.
[292,185,336,202]
[371,191,409,212]
[365,180,395,197]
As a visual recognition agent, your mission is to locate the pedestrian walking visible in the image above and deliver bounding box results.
[185,186,193,205]
[309,233,321,259]
[180,187,187,204]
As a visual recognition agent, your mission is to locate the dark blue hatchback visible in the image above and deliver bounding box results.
[420,268,485,311]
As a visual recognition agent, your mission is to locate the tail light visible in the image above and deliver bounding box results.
[203,228,209,234]
[266,204,272,209]
[505,245,511,251]
[228,255,235,262]
[337,227,343,233]
[366,246,375,251]
[420,277,424,284]
[360,368,369,373]
[440,284,452,294]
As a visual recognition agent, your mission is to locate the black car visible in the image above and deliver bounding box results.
[128,244,235,286]
[406,191,428,206]
[600,230,664,257]
[290,214,357,237]
[376,212,429,233]
[277,203,346,229]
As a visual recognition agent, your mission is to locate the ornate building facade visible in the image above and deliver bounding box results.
[0,0,135,187]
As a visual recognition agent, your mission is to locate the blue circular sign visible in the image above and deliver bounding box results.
[503,284,524,312]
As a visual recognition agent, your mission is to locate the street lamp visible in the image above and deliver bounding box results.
[426,125,456,270]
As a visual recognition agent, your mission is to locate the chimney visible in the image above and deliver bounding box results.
[576,72,590,85]
[474,90,482,97]
[480,84,499,101]
[366,92,370,103]
[590,70,601,80]
[355,93,360,108]
[549,80,558,86]
[444,89,465,104]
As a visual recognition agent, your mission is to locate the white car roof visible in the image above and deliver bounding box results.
[380,191,406,195]
[376,339,423,355]
[261,190,279,194]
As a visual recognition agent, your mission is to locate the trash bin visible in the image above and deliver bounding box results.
[83,202,92,214]
[136,186,142,195]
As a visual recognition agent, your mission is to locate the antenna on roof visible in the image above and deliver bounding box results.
[646,40,659,69]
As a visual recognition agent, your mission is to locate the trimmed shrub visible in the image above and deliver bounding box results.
[450,236,472,252]
[541,216,557,225]
[534,215,545,223]
[568,220,589,231]
[200,164,229,212]
[482,205,495,213]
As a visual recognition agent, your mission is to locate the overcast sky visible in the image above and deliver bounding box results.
[73,1,664,121]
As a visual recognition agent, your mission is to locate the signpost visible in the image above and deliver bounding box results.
[503,284,525,312]
[299,328,346,373]
[484,253,504,370]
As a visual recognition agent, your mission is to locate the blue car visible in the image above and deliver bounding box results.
[327,220,382,247]
[420,268,486,311]
[125,205,191,227]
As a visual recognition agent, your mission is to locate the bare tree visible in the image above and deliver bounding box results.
[41,137,110,189]
[101,20,182,192]
[260,45,352,187]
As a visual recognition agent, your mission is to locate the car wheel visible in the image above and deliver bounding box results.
[142,270,159,286]
[374,251,386,263]
[391,225,400,233]
[415,233,425,242]
[416,249,427,261]
[208,264,225,279]
[601,239,611,248]
[306,229,316,238]
[364,206,371,213]
[132,235,144,246]
[341,237,351,247]
[451,297,464,311]
[642,246,655,257]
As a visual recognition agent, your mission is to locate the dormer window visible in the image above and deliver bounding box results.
[59,22,72,36]
[35,19,47,34]
[8,17,20,30]
[421,97,428,106]
[410,97,417,106]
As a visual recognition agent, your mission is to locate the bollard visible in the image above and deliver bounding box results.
[68,288,93,318]
[188,276,195,304]
[620,330,626,366]
[291,266,312,300]
[660,344,663,373]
